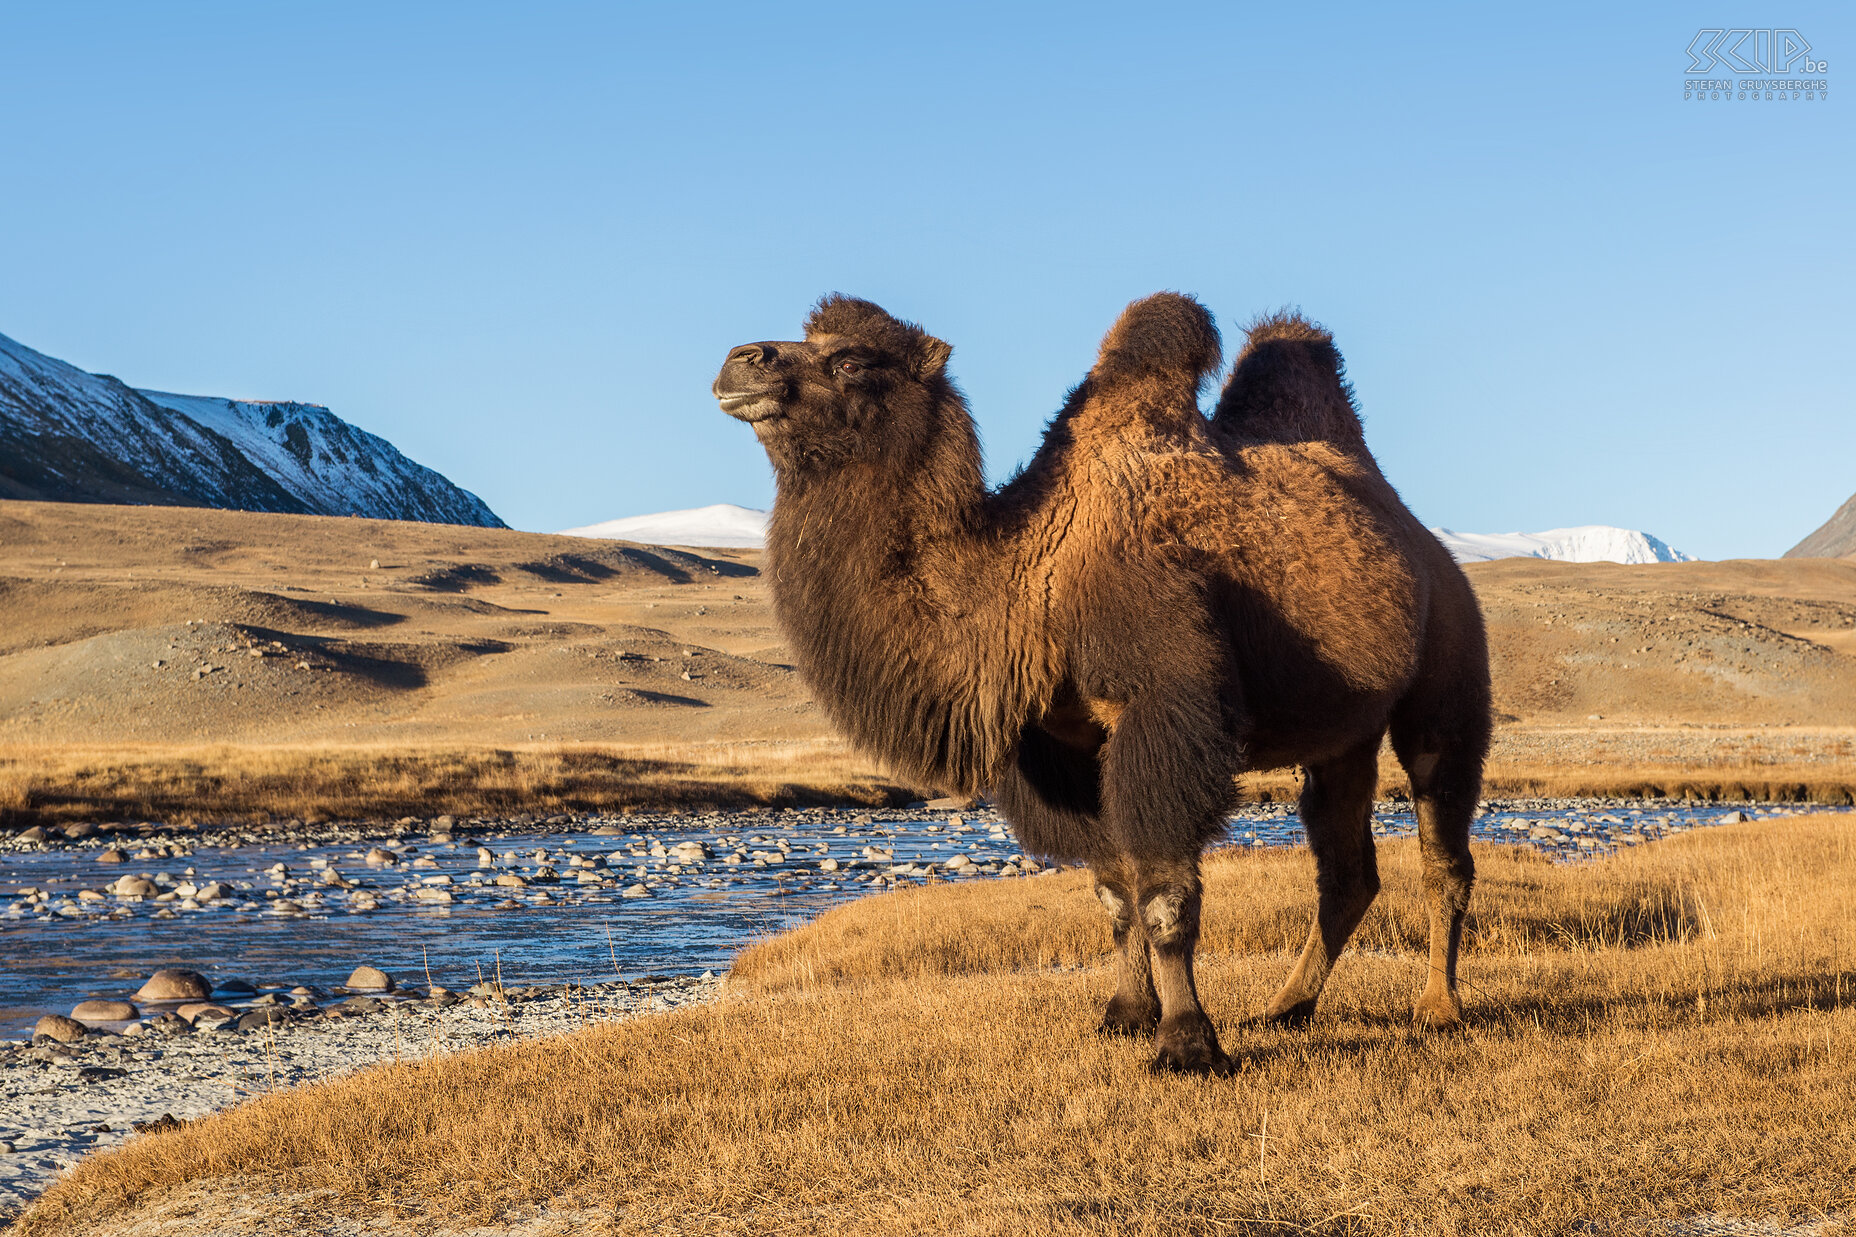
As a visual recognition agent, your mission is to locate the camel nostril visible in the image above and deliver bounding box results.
[731,344,774,368]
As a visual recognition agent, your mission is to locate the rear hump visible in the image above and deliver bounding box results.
[1212,311,1366,449]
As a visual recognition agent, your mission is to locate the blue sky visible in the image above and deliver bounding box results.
[2,2,1848,558]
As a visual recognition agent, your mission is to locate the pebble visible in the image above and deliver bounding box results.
[234,1007,290,1031]
[344,966,394,992]
[96,848,127,864]
[32,1014,88,1042]
[134,969,211,1002]
[70,999,137,1022]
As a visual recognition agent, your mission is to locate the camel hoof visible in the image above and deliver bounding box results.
[1149,1015,1232,1076]
[1262,998,1316,1028]
[1149,1043,1234,1077]
[1412,993,1463,1031]
[1097,999,1161,1039]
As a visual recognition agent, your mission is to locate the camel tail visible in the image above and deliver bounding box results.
[1088,292,1222,400]
[1211,310,1367,448]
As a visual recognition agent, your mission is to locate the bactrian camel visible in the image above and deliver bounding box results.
[714,293,1490,1073]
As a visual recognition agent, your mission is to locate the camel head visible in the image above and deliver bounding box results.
[713,295,960,475]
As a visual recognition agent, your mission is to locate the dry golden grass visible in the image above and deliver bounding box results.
[4,739,1849,831]
[0,739,905,825]
[23,816,1856,1236]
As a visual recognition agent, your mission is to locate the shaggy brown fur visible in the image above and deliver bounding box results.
[715,293,1491,1073]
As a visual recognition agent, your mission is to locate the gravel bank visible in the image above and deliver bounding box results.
[0,973,720,1218]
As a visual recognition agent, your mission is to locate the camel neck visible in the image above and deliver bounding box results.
[761,447,1014,794]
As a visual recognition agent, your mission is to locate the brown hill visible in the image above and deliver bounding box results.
[0,499,1851,822]
[1786,490,1856,559]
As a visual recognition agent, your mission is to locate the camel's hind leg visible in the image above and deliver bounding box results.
[1265,736,1383,1024]
[1390,717,1486,1029]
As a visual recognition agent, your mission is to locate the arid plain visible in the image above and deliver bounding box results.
[1,497,1853,825]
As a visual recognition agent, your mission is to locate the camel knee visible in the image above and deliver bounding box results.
[1095,882,1133,931]
[1140,888,1196,948]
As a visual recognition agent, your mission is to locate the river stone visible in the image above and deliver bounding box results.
[495,873,528,888]
[17,826,48,842]
[364,847,399,866]
[214,978,257,996]
[176,1003,236,1024]
[136,969,212,1001]
[345,965,395,992]
[112,876,159,897]
[71,999,138,1022]
[235,1007,290,1031]
[621,884,651,898]
[34,1014,87,1043]
[63,823,97,839]
[97,848,128,863]
[1721,810,1748,824]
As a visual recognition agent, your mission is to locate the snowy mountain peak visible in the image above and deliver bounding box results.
[559,506,1697,567]
[560,504,769,548]
[1431,525,1694,566]
[0,329,503,527]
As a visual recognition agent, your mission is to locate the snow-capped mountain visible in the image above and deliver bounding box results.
[563,506,1697,567]
[1430,525,1694,566]
[0,330,503,527]
[560,504,769,548]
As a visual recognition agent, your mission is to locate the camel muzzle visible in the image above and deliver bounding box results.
[714,344,790,422]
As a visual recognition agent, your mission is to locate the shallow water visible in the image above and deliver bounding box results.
[0,800,1816,1034]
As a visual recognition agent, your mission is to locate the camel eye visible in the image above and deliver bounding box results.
[836,359,862,376]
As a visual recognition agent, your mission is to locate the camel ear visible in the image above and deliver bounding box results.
[913,336,952,379]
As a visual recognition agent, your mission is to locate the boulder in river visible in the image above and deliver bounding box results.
[97,848,128,864]
[364,847,399,866]
[112,875,159,897]
[34,1014,87,1042]
[345,965,395,992]
[135,969,212,1002]
[176,1002,237,1025]
[71,999,138,1022]
[17,826,48,843]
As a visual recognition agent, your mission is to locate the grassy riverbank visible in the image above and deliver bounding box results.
[3,734,1852,832]
[0,740,909,826]
[20,813,1856,1236]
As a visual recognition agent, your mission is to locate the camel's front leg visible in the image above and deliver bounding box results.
[1092,871,1159,1036]
[1135,856,1229,1074]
